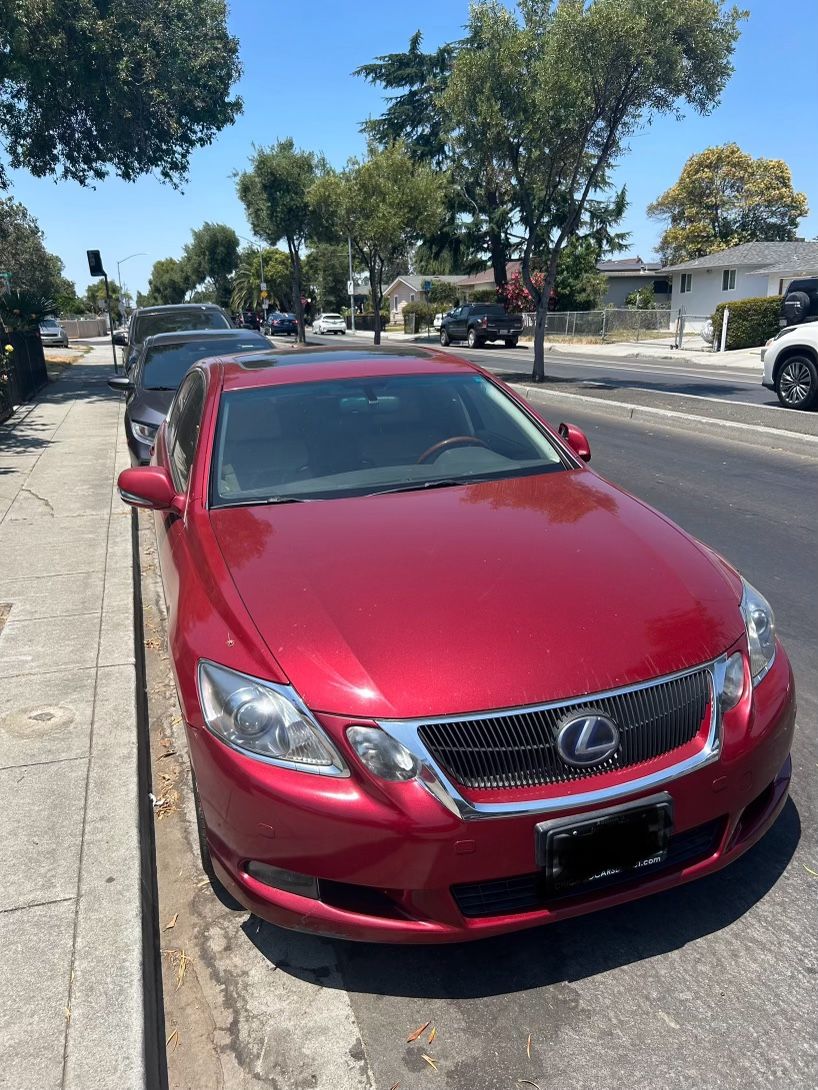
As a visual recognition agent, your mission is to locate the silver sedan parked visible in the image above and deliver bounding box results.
[39,318,69,347]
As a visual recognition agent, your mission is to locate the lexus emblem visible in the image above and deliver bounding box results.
[556,711,620,767]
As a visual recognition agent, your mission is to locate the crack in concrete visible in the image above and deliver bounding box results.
[22,486,55,515]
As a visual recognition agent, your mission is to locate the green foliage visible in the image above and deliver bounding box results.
[625,286,657,309]
[649,144,809,265]
[302,244,351,313]
[427,280,461,308]
[0,0,241,188]
[0,196,71,299]
[84,279,122,314]
[555,238,608,311]
[311,142,446,344]
[402,301,436,329]
[470,287,499,304]
[232,248,291,312]
[443,0,744,379]
[237,139,327,340]
[183,223,240,308]
[712,296,781,350]
[141,258,192,307]
[0,289,55,330]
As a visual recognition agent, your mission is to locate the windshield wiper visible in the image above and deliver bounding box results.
[218,495,311,508]
[145,385,178,391]
[369,477,491,497]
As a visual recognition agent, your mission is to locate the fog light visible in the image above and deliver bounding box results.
[245,862,319,898]
[720,652,745,711]
[347,726,420,782]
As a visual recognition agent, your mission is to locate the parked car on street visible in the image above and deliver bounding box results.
[433,312,447,331]
[116,344,794,943]
[108,328,269,464]
[39,317,69,347]
[761,321,818,410]
[440,303,523,348]
[115,303,233,372]
[265,312,298,336]
[313,313,347,335]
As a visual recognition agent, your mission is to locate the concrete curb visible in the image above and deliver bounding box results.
[514,383,818,447]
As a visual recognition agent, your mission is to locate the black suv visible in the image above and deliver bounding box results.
[115,303,233,371]
[780,278,818,327]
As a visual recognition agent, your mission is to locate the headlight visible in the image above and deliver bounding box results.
[197,661,347,774]
[740,579,776,682]
[720,651,745,711]
[347,726,420,782]
[131,420,158,443]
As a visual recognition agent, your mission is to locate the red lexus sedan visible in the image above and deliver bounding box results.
[117,345,795,943]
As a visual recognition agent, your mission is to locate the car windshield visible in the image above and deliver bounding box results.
[40,320,60,329]
[133,309,230,343]
[211,372,565,505]
[141,335,268,390]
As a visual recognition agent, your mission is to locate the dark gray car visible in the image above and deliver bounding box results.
[113,303,234,372]
[108,328,270,464]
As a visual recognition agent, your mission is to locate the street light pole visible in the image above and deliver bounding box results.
[116,252,146,322]
[348,235,356,334]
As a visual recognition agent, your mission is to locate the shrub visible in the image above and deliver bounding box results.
[470,286,499,304]
[0,289,56,331]
[625,286,657,309]
[711,295,781,350]
[402,301,436,330]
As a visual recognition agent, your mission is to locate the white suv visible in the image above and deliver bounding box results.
[313,313,347,335]
[762,324,818,410]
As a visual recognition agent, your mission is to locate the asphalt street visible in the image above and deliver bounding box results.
[146,361,818,1089]
[309,330,779,410]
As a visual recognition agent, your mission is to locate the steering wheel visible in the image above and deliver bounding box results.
[416,435,488,465]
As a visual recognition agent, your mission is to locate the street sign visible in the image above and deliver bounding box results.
[87,250,105,277]
[347,280,354,295]
[260,290,268,299]
[260,281,267,291]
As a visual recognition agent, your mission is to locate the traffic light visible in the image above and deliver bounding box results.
[87,250,106,277]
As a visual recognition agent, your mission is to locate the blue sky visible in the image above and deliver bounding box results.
[8,0,817,297]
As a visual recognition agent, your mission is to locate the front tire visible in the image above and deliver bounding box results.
[775,354,818,410]
[439,328,450,346]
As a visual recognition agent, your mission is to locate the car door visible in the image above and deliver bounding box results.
[449,306,468,340]
[155,369,207,626]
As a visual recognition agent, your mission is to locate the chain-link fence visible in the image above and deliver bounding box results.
[517,308,716,350]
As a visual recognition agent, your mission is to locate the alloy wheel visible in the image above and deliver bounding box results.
[779,359,814,406]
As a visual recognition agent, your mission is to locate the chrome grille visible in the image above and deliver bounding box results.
[417,668,711,790]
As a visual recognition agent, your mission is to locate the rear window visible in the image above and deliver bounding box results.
[323,314,343,320]
[471,305,506,316]
[141,334,269,390]
[133,308,230,343]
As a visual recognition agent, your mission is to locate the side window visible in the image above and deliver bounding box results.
[168,372,206,492]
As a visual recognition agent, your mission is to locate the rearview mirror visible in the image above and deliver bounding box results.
[117,466,182,512]
[112,329,128,346]
[558,422,591,462]
[107,375,133,392]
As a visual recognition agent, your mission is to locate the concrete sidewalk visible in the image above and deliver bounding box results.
[0,346,146,1089]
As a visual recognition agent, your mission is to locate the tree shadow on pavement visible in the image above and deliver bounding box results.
[243,798,800,999]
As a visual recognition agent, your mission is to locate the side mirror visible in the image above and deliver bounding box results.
[117,466,183,512]
[558,421,591,462]
[112,330,128,346]
[107,375,133,392]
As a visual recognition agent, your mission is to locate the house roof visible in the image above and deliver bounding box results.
[597,256,663,274]
[457,261,522,288]
[384,274,463,295]
[663,241,818,274]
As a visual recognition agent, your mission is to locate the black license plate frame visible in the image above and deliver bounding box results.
[535,793,674,893]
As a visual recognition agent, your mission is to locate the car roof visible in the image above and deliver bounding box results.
[142,329,265,348]
[135,303,224,314]
[206,344,480,391]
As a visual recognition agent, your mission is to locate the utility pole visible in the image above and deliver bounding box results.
[347,236,356,334]
[116,252,146,323]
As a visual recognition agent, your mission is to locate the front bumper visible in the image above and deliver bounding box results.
[189,648,795,943]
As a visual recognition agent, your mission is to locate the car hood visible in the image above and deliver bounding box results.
[210,471,744,719]
[129,387,175,426]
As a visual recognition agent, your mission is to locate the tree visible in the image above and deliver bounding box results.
[0,196,71,299]
[183,223,240,309]
[0,1,241,188]
[311,143,446,344]
[237,140,326,342]
[427,280,461,309]
[141,258,194,307]
[84,279,121,315]
[554,237,610,311]
[231,248,292,313]
[625,285,657,309]
[302,245,351,314]
[444,0,745,381]
[648,143,809,264]
[357,32,515,290]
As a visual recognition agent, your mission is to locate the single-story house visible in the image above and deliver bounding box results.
[383,274,463,320]
[664,241,818,319]
[457,261,521,300]
[597,257,671,307]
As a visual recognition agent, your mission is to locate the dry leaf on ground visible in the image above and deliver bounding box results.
[164,913,179,931]
[166,1028,179,1050]
[421,1054,438,1071]
[428,1026,436,1044]
[407,1021,431,1043]
[527,1033,532,1059]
